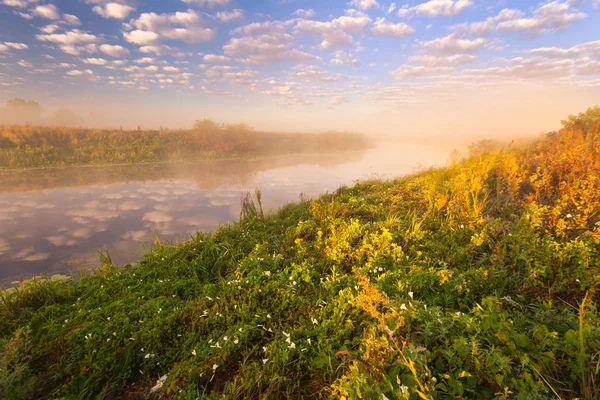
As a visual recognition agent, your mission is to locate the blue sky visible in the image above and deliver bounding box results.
[0,0,599,135]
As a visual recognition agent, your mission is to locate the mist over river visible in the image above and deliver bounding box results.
[0,142,452,286]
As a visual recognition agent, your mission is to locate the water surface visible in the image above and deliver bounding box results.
[0,142,451,286]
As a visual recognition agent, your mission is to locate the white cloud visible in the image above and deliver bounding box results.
[349,0,379,10]
[462,57,574,80]
[291,9,315,18]
[408,53,476,67]
[216,9,243,22]
[124,10,215,44]
[225,20,320,64]
[0,42,28,52]
[594,0,600,11]
[291,64,345,82]
[1,0,38,8]
[139,44,185,58]
[100,43,130,57]
[527,40,600,59]
[387,3,397,14]
[294,12,372,49]
[67,69,94,76]
[578,60,600,75]
[93,3,135,19]
[82,57,108,65]
[203,54,231,63]
[419,32,487,55]
[371,18,414,37]
[63,14,81,25]
[331,51,360,67]
[497,1,586,37]
[36,31,89,46]
[398,0,472,18]
[18,59,32,67]
[123,30,159,45]
[391,64,454,79]
[134,57,155,64]
[181,0,230,6]
[329,95,349,106]
[32,4,60,20]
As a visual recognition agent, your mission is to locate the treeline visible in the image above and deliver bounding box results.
[0,120,372,169]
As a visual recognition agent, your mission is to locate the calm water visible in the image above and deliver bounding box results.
[0,142,451,286]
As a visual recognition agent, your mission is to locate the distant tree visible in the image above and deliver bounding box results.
[4,98,42,124]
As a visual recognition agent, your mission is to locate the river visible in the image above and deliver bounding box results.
[0,141,453,286]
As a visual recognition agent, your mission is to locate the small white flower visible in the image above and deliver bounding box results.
[307,338,312,346]
[192,349,196,356]
[408,291,413,299]
[288,342,296,349]
[400,304,407,310]
[262,359,268,365]
[212,364,219,371]
[107,317,111,321]
[234,339,239,344]
[267,314,271,319]
[107,338,111,342]
[432,377,437,383]
[311,318,318,325]
[566,213,573,218]
[223,336,228,342]
[145,354,151,359]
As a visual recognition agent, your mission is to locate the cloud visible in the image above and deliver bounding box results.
[461,57,574,81]
[290,64,345,82]
[408,53,476,67]
[391,64,455,79]
[67,69,94,76]
[224,21,321,64]
[526,40,600,58]
[329,95,350,106]
[348,0,379,10]
[370,18,414,37]
[291,9,315,18]
[36,29,98,55]
[216,9,243,22]
[1,0,39,8]
[181,0,231,6]
[124,9,215,44]
[32,4,60,19]
[82,57,107,65]
[294,12,372,50]
[100,43,130,57]
[93,3,135,19]
[123,30,158,45]
[397,0,472,18]
[0,42,28,52]
[331,50,360,67]
[419,32,487,55]
[203,54,231,63]
[139,44,185,58]
[496,1,586,37]
[18,59,32,67]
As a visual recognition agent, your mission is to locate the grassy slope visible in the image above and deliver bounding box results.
[1,108,599,399]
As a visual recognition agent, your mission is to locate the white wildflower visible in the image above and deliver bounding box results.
[408,291,413,299]
[400,304,407,310]
[192,349,196,356]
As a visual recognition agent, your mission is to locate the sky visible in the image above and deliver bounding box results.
[0,0,599,136]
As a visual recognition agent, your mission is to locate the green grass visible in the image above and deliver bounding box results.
[1,107,599,399]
